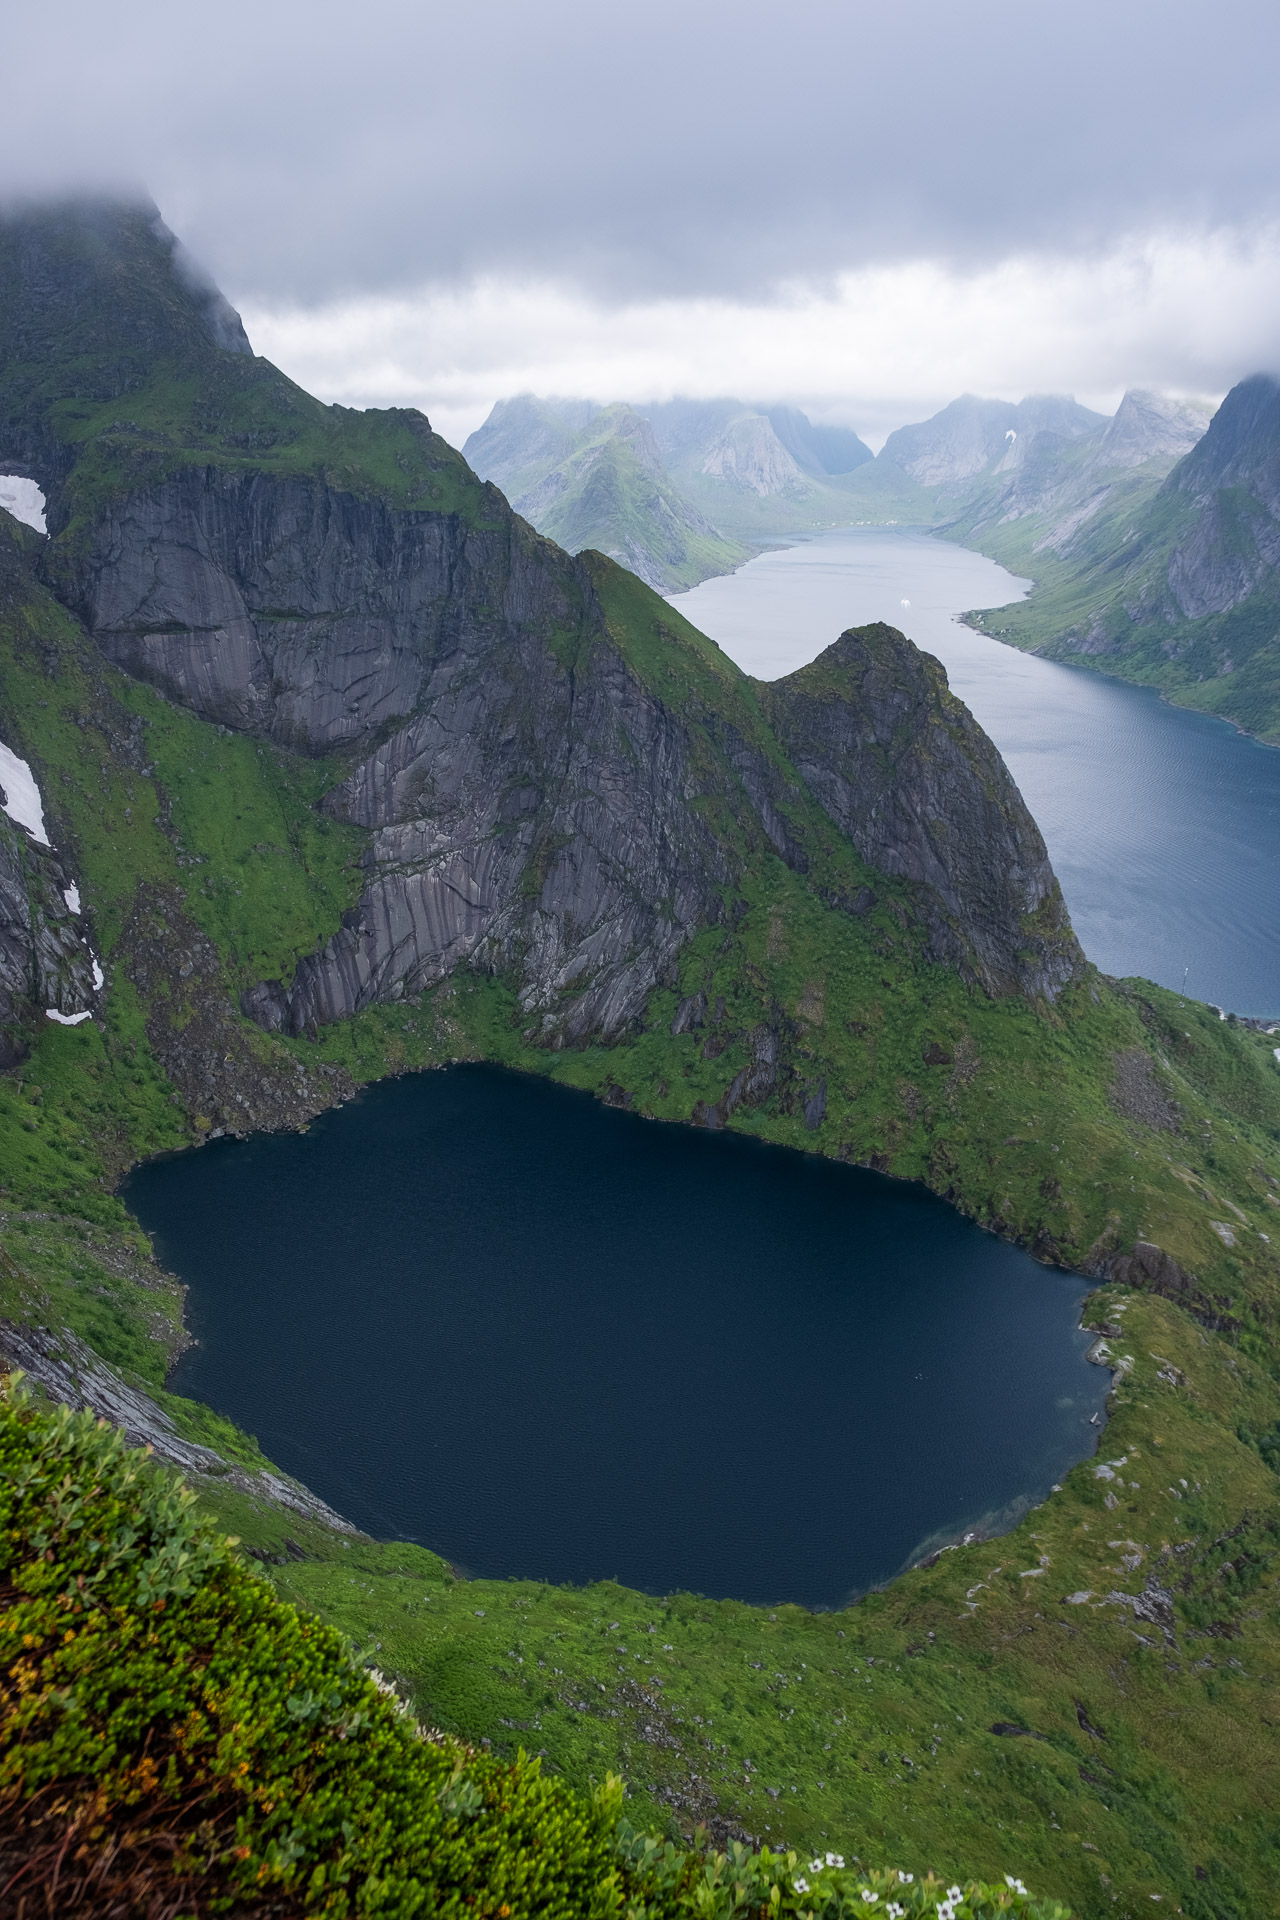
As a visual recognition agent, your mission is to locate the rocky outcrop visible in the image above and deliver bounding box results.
[243,595,733,1043]
[0,812,97,1066]
[0,1318,356,1529]
[878,394,1105,491]
[62,464,581,755]
[760,625,1083,1000]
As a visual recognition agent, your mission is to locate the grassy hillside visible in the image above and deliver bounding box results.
[952,393,1280,747]
[3,1391,1064,1917]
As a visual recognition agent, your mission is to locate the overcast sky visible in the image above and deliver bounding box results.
[9,0,1280,445]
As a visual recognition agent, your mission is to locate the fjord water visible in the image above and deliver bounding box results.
[674,528,1280,1017]
[141,1066,1105,1609]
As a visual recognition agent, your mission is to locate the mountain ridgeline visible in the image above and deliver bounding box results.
[464,394,874,589]
[0,197,1077,1070]
[966,372,1280,742]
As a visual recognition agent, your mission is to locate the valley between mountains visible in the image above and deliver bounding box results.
[2,199,1280,1918]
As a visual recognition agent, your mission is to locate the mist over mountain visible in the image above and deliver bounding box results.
[967,370,1280,741]
[465,396,875,588]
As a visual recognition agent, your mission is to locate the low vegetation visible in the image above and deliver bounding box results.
[0,1389,1068,1919]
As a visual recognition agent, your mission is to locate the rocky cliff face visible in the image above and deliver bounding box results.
[243,566,734,1044]
[61,463,581,755]
[1162,373,1280,619]
[878,394,1105,491]
[760,625,1081,1000]
[2,196,1087,1054]
[0,816,97,1066]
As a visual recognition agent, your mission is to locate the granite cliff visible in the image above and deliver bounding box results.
[0,196,1082,1067]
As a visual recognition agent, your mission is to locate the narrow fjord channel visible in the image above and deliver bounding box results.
[674,527,1280,1017]
[131,1066,1105,1610]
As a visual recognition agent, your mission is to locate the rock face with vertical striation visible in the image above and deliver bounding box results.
[0,814,97,1065]
[0,195,1087,1054]
[759,624,1082,999]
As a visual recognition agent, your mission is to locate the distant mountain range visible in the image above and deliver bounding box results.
[463,396,873,590]
[467,376,1280,742]
[953,379,1280,743]
[465,384,1217,597]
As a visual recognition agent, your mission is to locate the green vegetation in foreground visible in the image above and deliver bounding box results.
[3,269,1280,1912]
[200,1284,1280,1920]
[0,1390,1066,1920]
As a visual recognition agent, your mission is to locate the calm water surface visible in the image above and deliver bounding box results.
[673,528,1280,1016]
[140,1066,1106,1609]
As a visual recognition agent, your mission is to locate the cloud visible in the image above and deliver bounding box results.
[4,0,1280,306]
[242,227,1280,448]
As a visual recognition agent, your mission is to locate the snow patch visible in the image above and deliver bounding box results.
[91,956,104,991]
[0,476,48,536]
[0,742,51,844]
[63,884,81,914]
[46,1009,92,1026]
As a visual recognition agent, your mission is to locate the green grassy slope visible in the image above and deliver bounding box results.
[4,511,1280,1909]
[951,461,1280,747]
[530,411,752,591]
[0,1389,1069,1919]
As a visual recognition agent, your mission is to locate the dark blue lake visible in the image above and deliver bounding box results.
[133,1065,1107,1609]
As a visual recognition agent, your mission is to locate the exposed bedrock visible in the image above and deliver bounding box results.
[760,624,1083,1000]
[53,450,1081,1042]
[0,815,97,1066]
[59,465,581,754]
[244,626,733,1044]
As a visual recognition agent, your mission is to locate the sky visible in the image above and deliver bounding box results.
[8,0,1280,448]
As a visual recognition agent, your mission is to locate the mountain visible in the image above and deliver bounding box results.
[3,198,1280,1915]
[765,403,874,477]
[877,392,1108,492]
[466,394,877,579]
[464,398,750,591]
[965,377,1280,739]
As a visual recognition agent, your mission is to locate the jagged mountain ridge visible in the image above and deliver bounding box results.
[0,196,1080,1071]
[3,202,1280,1913]
[470,402,751,593]
[464,394,875,586]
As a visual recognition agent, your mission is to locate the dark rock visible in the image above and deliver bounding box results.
[0,810,97,1065]
[670,990,707,1035]
[990,1722,1047,1740]
[922,1041,953,1067]
[1108,1048,1181,1131]
[760,624,1083,1000]
[803,1081,827,1130]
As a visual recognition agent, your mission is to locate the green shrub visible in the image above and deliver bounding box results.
[0,1391,1069,1919]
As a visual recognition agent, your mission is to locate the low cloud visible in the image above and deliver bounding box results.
[4,0,1280,310]
[244,227,1279,449]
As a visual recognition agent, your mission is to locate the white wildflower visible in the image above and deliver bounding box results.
[794,1878,809,1894]
[898,1873,914,1884]
[888,1907,904,1919]
[812,1859,825,1873]
[826,1853,845,1869]
[947,1890,962,1903]
[861,1895,879,1906]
